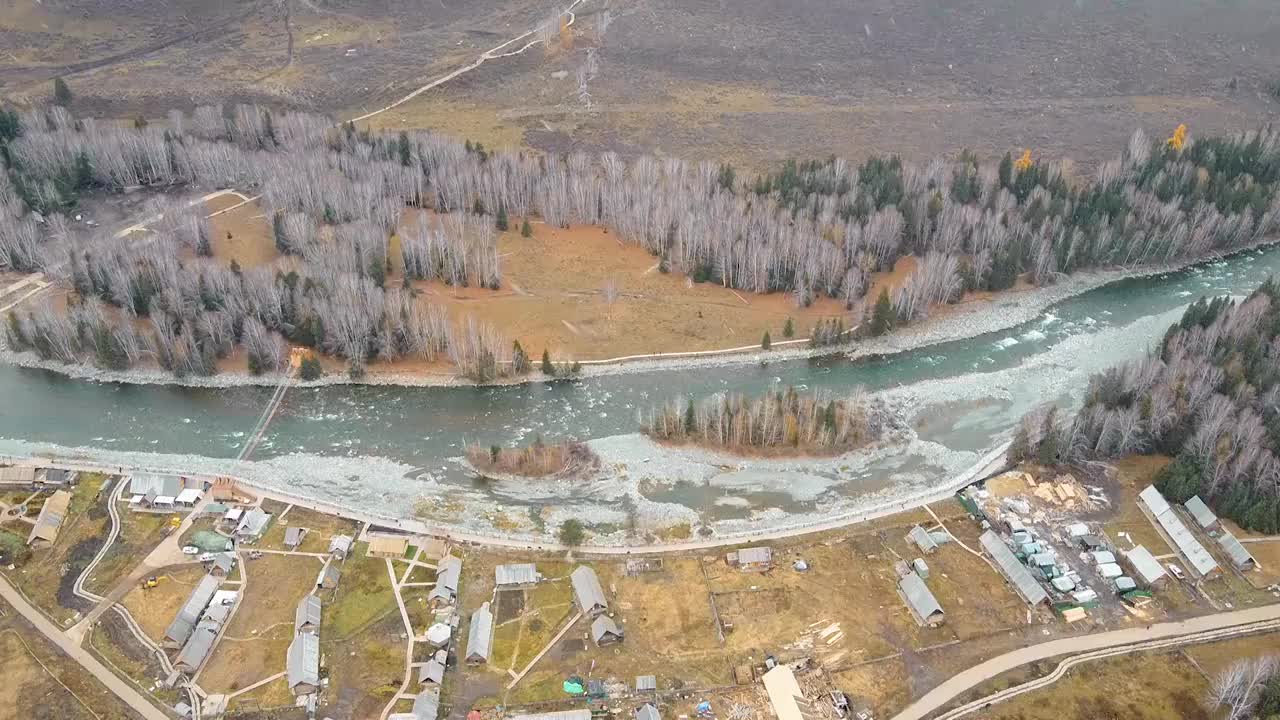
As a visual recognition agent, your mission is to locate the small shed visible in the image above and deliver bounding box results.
[174,488,203,507]
[430,555,462,605]
[571,566,609,616]
[1051,576,1076,592]
[1115,576,1138,593]
[635,675,657,692]
[912,558,929,579]
[907,526,938,554]
[1097,563,1123,579]
[329,535,354,559]
[1091,551,1117,565]
[425,623,452,648]
[316,562,341,591]
[284,527,307,549]
[236,507,272,542]
[419,659,445,685]
[1077,534,1106,550]
[1217,531,1258,571]
[591,615,625,646]
[208,552,236,578]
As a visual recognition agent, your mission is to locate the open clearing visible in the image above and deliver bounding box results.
[120,564,211,642]
[256,505,360,554]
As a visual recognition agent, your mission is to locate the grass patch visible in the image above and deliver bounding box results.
[119,565,209,642]
[328,546,398,639]
[84,508,173,596]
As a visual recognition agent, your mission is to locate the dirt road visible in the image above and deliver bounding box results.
[0,575,171,720]
[892,602,1280,720]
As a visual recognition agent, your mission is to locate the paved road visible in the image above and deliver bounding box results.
[892,602,1280,720]
[0,575,171,720]
[4,443,1010,556]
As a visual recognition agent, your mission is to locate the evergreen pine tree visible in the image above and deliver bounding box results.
[870,288,895,336]
[684,401,696,436]
[783,317,794,338]
[512,340,529,374]
[521,218,533,237]
[1037,407,1060,466]
[496,206,509,231]
[761,331,772,350]
[397,131,412,166]
[541,349,554,375]
[52,77,72,105]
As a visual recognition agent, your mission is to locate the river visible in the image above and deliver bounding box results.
[2,247,1278,541]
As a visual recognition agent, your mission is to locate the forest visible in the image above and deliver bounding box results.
[1,102,1279,380]
[1014,279,1280,533]
[643,387,887,455]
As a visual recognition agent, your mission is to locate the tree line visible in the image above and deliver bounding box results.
[1013,279,1280,534]
[642,386,887,454]
[1,102,1278,380]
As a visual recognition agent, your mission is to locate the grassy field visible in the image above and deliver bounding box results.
[255,505,360,554]
[327,545,398,640]
[83,502,173,597]
[319,612,407,720]
[0,598,146,720]
[1101,456,1176,555]
[200,553,324,694]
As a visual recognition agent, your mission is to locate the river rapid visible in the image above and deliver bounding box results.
[3,247,1279,542]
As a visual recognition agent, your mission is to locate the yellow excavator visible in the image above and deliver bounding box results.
[141,576,160,590]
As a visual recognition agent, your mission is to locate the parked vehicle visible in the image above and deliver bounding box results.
[181,545,199,555]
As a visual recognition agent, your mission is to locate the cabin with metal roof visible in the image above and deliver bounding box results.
[287,632,321,695]
[164,575,221,648]
[495,563,541,588]
[0,465,36,486]
[591,615,625,646]
[430,555,463,605]
[1184,496,1219,530]
[728,546,773,571]
[26,489,71,547]
[367,534,410,558]
[208,552,237,578]
[284,527,307,549]
[898,571,945,626]
[979,530,1048,606]
[295,594,322,634]
[466,602,494,665]
[419,659,445,685]
[129,474,185,499]
[1217,531,1257,571]
[571,566,608,616]
[235,507,273,542]
[329,535,353,559]
[1122,545,1169,588]
[1138,486,1219,578]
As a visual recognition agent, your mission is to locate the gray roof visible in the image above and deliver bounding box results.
[495,563,540,586]
[1123,545,1168,585]
[591,614,624,643]
[510,712,593,720]
[27,490,70,544]
[284,527,306,546]
[295,594,322,633]
[0,466,36,483]
[737,546,773,565]
[412,690,439,720]
[130,474,184,498]
[430,555,462,601]
[236,507,272,538]
[1138,485,1171,516]
[316,562,341,588]
[212,553,236,575]
[466,602,494,661]
[329,535,353,555]
[166,575,221,644]
[1217,531,1257,570]
[571,566,608,615]
[1140,486,1219,577]
[636,675,657,691]
[908,525,938,552]
[980,530,1048,605]
[287,632,321,689]
[1184,496,1218,529]
[636,705,661,720]
[898,571,944,623]
[419,659,445,684]
[175,627,217,670]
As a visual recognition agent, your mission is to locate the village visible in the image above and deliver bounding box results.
[1,454,1278,720]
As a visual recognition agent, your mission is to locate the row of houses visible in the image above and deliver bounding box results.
[1138,486,1221,579]
[0,466,76,490]
[288,594,323,695]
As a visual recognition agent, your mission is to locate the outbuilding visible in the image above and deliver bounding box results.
[495,563,540,588]
[571,566,608,617]
[329,535,353,559]
[591,615,625,646]
[466,602,494,665]
[1122,545,1169,588]
[728,546,774,571]
[898,571,945,626]
[287,632,321,695]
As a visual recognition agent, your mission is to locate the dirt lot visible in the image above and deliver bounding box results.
[207,196,279,271]
[0,598,143,720]
[119,564,210,642]
[200,553,325,693]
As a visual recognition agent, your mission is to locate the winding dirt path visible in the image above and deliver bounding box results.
[348,0,587,124]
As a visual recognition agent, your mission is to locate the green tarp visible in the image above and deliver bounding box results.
[190,530,233,553]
